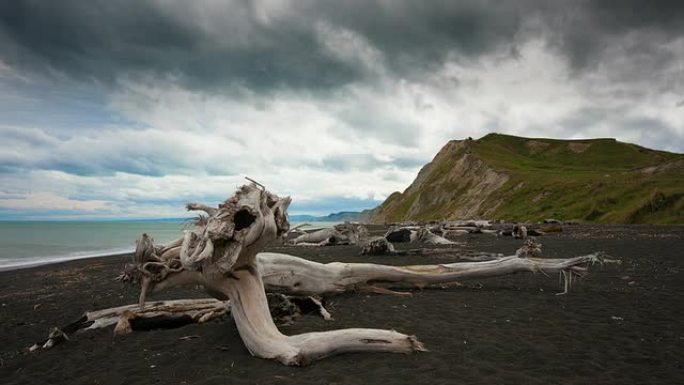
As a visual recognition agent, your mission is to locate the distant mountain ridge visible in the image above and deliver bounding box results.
[289,211,369,223]
[369,133,683,224]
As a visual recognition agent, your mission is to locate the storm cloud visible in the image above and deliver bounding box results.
[0,0,682,218]
[0,0,524,91]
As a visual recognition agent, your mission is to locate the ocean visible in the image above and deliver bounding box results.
[0,220,339,270]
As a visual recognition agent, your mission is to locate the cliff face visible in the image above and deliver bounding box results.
[370,134,684,224]
[371,139,509,222]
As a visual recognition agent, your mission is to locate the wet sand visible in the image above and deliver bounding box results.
[1,224,683,385]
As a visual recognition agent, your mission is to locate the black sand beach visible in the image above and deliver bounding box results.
[1,225,683,385]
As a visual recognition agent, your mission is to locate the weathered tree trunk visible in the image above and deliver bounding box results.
[115,182,606,365]
[257,252,599,296]
[136,249,600,300]
[119,182,425,365]
[290,223,366,246]
[415,228,456,244]
[384,226,456,244]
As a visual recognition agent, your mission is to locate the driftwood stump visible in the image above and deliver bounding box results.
[110,182,607,365]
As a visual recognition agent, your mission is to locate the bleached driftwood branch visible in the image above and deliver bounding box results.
[256,251,602,296]
[119,183,425,365]
[113,184,606,365]
[30,298,229,352]
[31,293,338,352]
[290,223,367,246]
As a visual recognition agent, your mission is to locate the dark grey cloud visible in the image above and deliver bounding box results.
[541,0,684,73]
[0,1,528,92]
[619,116,680,148]
[559,107,612,131]
[2,1,681,94]
[0,0,359,92]
[307,0,524,74]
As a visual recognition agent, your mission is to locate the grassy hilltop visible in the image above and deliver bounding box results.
[370,133,684,224]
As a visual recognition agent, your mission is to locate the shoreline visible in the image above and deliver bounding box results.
[0,220,339,273]
[1,222,681,274]
[0,251,133,273]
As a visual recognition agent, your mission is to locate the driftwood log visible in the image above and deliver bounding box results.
[22,181,611,365]
[118,183,427,365]
[290,223,367,246]
[132,240,599,300]
[384,226,455,244]
[31,295,336,352]
[106,182,609,366]
[30,298,228,352]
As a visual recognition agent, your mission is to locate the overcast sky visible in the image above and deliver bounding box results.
[0,0,682,219]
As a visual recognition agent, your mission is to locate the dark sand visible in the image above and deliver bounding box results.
[1,225,683,385]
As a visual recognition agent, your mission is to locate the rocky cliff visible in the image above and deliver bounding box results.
[370,134,683,224]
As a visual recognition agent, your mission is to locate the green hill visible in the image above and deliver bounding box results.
[370,133,684,224]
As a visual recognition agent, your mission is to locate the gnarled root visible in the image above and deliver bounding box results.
[224,265,424,366]
[114,182,609,365]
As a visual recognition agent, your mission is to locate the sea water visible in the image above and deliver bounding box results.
[0,220,339,270]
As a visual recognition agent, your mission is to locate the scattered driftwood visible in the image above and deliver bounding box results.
[512,224,528,239]
[30,298,228,352]
[384,227,418,243]
[268,294,333,323]
[415,228,455,245]
[48,182,607,366]
[384,226,455,245]
[515,239,543,258]
[361,238,499,261]
[131,235,603,300]
[402,248,504,261]
[440,220,491,234]
[291,223,367,246]
[500,223,564,237]
[121,182,425,366]
[361,237,396,255]
[284,222,311,240]
[388,220,563,240]
[443,219,492,228]
[31,295,333,352]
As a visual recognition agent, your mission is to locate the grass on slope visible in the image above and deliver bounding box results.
[472,133,679,172]
[470,134,684,223]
